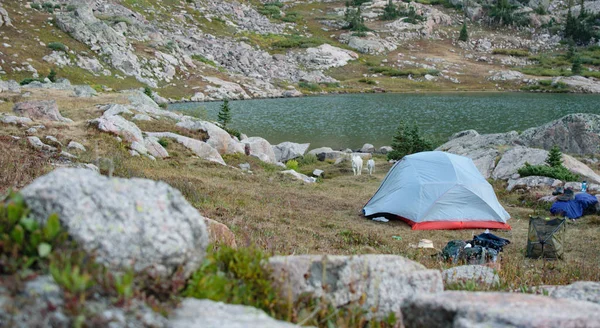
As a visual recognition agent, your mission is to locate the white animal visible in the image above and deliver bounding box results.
[352,155,363,176]
[367,159,375,175]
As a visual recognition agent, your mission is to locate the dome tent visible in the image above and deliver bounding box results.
[363,151,511,230]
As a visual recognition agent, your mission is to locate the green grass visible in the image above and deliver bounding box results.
[492,49,530,57]
[371,67,440,77]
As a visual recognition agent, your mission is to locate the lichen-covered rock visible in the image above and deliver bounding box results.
[242,137,276,163]
[296,44,358,70]
[72,85,98,98]
[67,141,86,152]
[0,114,33,125]
[280,170,317,183]
[268,254,443,319]
[359,143,375,153]
[146,132,225,165]
[144,137,169,158]
[518,113,600,155]
[492,146,548,180]
[442,265,499,286]
[272,142,310,162]
[402,291,600,328]
[506,175,562,192]
[90,113,144,143]
[27,136,57,152]
[0,80,20,93]
[168,299,298,328]
[550,281,600,305]
[21,168,209,279]
[13,100,72,123]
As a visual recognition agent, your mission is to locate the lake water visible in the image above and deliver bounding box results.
[170,93,600,150]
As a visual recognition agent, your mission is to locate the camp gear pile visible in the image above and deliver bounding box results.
[550,192,598,219]
[441,232,510,264]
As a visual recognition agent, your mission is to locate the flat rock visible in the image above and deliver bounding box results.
[13,100,72,123]
[0,114,33,125]
[168,299,298,328]
[146,132,225,165]
[273,142,310,162]
[402,291,600,328]
[27,136,57,152]
[67,141,86,152]
[144,136,169,158]
[280,170,316,183]
[21,168,209,279]
[307,147,334,156]
[518,113,600,155]
[268,254,443,319]
[442,265,499,286]
[72,85,97,98]
[242,137,276,163]
[506,175,562,192]
[296,44,358,70]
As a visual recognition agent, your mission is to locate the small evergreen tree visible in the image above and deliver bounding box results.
[47,69,57,83]
[572,56,583,75]
[387,120,433,160]
[344,1,369,31]
[143,86,153,98]
[381,0,399,20]
[546,145,563,168]
[217,99,232,128]
[459,22,468,42]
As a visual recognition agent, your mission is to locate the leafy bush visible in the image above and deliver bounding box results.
[258,4,282,19]
[492,49,530,57]
[371,66,439,77]
[399,6,424,24]
[488,0,527,26]
[66,4,77,11]
[31,3,42,10]
[534,4,547,15]
[0,192,67,274]
[225,127,241,140]
[184,246,279,315]
[272,36,325,49]
[281,11,302,23]
[387,120,433,160]
[48,42,67,52]
[286,159,299,171]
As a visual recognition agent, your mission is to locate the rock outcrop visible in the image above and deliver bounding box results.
[442,265,499,286]
[280,170,317,183]
[146,132,226,165]
[268,254,443,319]
[0,5,12,27]
[242,137,277,164]
[518,113,600,155]
[13,100,72,123]
[21,168,209,279]
[549,281,600,305]
[176,119,245,155]
[296,44,359,70]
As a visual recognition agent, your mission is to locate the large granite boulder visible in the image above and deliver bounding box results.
[144,136,169,158]
[268,254,443,319]
[518,113,600,155]
[242,137,276,163]
[205,218,237,249]
[506,175,562,192]
[90,113,144,143]
[492,146,548,180]
[176,120,244,155]
[146,132,225,165]
[308,147,334,156]
[436,130,518,179]
[272,142,310,162]
[0,80,20,93]
[296,44,358,70]
[13,100,73,123]
[21,168,209,279]
[168,299,297,328]
[402,291,600,327]
[549,281,600,305]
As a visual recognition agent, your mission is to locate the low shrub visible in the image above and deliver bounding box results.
[518,163,580,181]
[184,246,280,315]
[272,36,325,49]
[48,42,67,52]
[191,54,217,67]
[298,153,318,166]
[298,81,322,92]
[358,78,377,85]
[20,78,44,86]
[66,4,77,11]
[371,66,439,77]
[157,137,169,148]
[143,86,153,98]
[31,3,42,10]
[492,48,530,57]
[286,159,299,171]
[0,192,67,274]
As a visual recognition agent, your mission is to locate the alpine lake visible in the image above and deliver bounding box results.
[170,92,600,150]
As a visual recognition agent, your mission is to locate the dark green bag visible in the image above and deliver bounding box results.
[526,216,566,260]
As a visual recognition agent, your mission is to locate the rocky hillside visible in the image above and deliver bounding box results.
[1,0,600,101]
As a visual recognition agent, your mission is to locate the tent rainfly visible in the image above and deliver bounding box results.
[363,151,511,230]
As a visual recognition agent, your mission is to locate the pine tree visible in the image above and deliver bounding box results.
[381,0,399,20]
[388,121,433,160]
[459,22,468,42]
[572,55,583,75]
[546,145,563,168]
[47,69,57,83]
[217,99,232,128]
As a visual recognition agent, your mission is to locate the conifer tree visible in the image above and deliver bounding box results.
[572,56,583,75]
[218,99,232,128]
[546,145,563,168]
[381,0,399,20]
[459,22,468,42]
